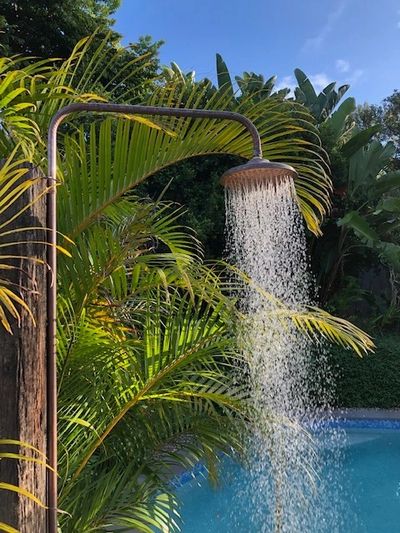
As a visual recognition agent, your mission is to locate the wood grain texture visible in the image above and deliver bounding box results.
[0,165,47,532]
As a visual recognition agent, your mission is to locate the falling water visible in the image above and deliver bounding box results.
[225,178,345,532]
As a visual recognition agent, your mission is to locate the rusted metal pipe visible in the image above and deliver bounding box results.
[46,102,263,531]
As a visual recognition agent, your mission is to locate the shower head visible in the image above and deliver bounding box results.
[220,157,298,190]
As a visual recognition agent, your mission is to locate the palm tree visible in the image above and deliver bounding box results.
[0,35,373,531]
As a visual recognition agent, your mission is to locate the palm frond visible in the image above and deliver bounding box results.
[0,150,50,331]
[286,306,374,356]
[57,196,202,309]
[58,86,329,238]
[223,262,374,355]
[56,280,245,532]
[0,440,48,533]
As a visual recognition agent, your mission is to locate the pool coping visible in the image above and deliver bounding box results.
[332,408,400,420]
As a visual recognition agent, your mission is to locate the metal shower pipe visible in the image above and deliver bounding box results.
[46,102,264,532]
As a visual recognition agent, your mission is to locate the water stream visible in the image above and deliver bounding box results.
[225,177,345,532]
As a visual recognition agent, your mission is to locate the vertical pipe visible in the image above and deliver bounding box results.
[47,127,58,533]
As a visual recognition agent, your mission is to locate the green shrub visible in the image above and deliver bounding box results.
[329,334,400,408]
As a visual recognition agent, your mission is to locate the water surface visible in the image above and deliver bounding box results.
[178,427,400,533]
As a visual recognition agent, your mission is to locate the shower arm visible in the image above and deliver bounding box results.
[46,102,263,532]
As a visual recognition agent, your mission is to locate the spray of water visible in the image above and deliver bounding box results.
[225,178,345,532]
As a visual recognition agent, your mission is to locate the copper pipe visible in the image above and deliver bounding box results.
[46,117,58,533]
[46,102,263,532]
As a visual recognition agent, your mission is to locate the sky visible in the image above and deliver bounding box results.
[114,0,400,105]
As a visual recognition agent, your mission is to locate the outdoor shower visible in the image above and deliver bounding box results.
[46,102,297,532]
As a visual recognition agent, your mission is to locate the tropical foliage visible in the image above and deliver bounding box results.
[293,68,351,123]
[355,90,400,164]
[0,36,375,531]
[294,70,400,327]
[141,56,334,257]
[0,153,42,331]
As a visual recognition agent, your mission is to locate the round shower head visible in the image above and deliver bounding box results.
[220,157,297,189]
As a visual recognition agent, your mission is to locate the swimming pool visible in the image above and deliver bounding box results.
[175,422,400,532]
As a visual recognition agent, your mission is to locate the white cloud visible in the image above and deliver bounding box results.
[309,73,333,92]
[275,75,297,94]
[336,59,350,73]
[276,73,338,96]
[274,67,364,98]
[308,68,364,93]
[302,1,347,52]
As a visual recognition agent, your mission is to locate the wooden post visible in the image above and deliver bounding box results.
[0,166,47,532]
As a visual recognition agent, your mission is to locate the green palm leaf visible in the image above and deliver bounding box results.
[1,35,331,235]
[59,108,329,239]
[226,264,374,356]
[57,283,244,532]
[0,150,49,331]
[0,441,48,533]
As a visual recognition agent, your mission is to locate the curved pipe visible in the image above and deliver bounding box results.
[46,102,263,532]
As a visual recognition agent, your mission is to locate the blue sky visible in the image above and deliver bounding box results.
[114,0,400,104]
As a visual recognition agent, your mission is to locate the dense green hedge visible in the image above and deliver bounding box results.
[329,334,400,408]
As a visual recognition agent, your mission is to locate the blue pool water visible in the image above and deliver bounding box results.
[176,423,400,532]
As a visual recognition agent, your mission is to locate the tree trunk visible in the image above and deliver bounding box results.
[0,165,47,532]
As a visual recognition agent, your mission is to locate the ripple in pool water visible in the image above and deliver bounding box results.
[177,428,400,533]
